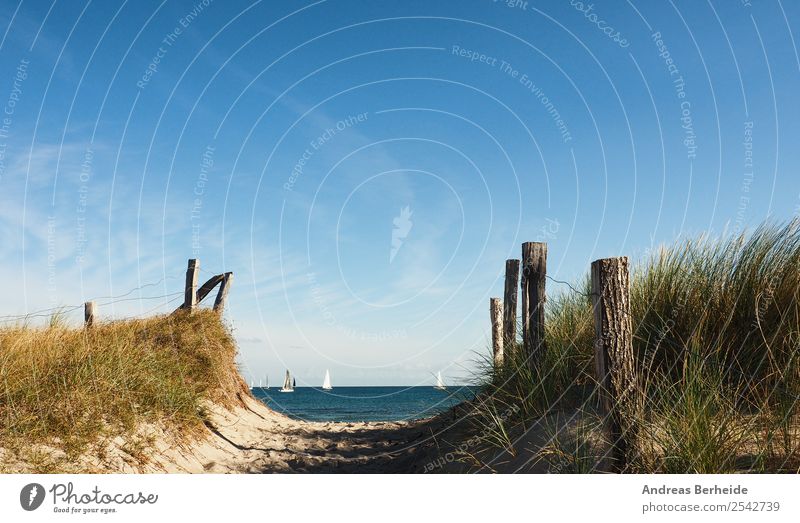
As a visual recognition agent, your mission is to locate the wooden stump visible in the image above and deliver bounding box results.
[591,256,637,472]
[521,242,547,372]
[84,301,96,327]
[503,259,520,348]
[490,297,504,368]
[213,272,233,314]
[184,259,199,312]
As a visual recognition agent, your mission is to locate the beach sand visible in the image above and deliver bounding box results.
[50,396,454,473]
[2,393,590,473]
[1,393,602,473]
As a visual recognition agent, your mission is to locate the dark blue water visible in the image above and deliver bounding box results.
[251,386,477,422]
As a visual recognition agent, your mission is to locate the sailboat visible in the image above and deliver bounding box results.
[434,371,446,391]
[249,380,254,389]
[265,375,269,390]
[280,370,294,392]
[322,369,332,390]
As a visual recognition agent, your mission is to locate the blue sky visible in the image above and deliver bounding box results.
[0,0,798,385]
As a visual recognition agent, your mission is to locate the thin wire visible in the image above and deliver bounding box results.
[0,275,181,322]
[546,275,596,298]
[139,294,183,316]
[96,291,183,307]
[0,304,83,320]
[0,305,84,324]
[110,294,184,320]
[88,275,179,301]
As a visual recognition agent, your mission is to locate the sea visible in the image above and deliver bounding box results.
[250,386,478,422]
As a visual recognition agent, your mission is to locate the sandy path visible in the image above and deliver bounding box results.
[0,395,465,473]
[2,395,565,473]
[124,396,447,474]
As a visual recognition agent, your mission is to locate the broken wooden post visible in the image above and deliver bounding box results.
[196,273,224,304]
[521,242,547,372]
[84,301,96,327]
[213,272,233,314]
[184,259,199,312]
[591,256,637,473]
[490,297,504,368]
[503,259,520,348]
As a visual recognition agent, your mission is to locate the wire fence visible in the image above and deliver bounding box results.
[0,275,184,326]
[0,258,234,328]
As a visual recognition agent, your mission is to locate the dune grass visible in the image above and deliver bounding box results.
[0,309,248,471]
[464,220,800,473]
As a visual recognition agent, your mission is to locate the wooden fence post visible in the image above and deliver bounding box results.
[521,242,547,372]
[184,259,199,312]
[490,297,504,368]
[213,272,233,313]
[84,301,96,327]
[503,259,520,348]
[591,256,637,472]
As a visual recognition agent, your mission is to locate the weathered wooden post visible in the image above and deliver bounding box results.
[213,272,233,313]
[503,259,520,348]
[521,243,547,371]
[84,301,96,327]
[490,297,504,368]
[591,256,637,473]
[184,259,199,312]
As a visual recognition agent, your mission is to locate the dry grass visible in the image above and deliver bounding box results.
[0,309,248,471]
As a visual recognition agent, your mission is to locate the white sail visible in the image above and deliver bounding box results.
[322,369,332,390]
[280,370,294,392]
[435,371,446,390]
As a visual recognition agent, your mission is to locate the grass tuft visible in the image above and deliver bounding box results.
[459,220,800,473]
[0,309,248,471]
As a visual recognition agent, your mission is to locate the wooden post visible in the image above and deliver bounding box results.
[521,242,547,372]
[184,259,199,312]
[490,298,504,368]
[503,259,520,348]
[196,274,224,304]
[213,272,233,313]
[591,256,636,473]
[84,301,96,327]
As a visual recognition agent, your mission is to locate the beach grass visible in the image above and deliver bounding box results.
[0,309,248,472]
[464,220,800,473]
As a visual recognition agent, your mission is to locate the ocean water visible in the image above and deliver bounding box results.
[250,386,478,422]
